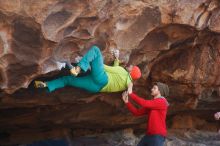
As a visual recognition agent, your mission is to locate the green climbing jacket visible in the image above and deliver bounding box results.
[100,59,132,92]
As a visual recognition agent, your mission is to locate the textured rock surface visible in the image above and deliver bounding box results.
[70,129,220,146]
[14,129,220,146]
[0,0,220,145]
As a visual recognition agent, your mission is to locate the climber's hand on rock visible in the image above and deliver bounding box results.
[122,91,129,103]
[110,48,120,60]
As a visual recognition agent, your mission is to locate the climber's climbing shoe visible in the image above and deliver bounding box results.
[70,66,81,76]
[34,81,47,88]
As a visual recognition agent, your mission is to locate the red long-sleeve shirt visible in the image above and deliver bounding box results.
[126,93,168,137]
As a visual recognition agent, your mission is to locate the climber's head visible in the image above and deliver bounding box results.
[127,65,141,80]
[151,82,169,98]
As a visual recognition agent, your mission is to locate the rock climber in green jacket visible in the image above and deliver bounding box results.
[34,45,141,93]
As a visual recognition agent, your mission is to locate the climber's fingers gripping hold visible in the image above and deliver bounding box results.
[110,48,120,59]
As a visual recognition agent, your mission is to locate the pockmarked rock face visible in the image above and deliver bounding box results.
[0,0,220,145]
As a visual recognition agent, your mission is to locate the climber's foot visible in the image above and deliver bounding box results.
[34,81,47,88]
[70,66,81,76]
